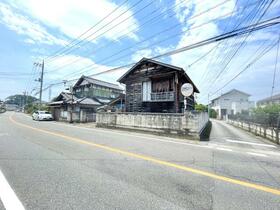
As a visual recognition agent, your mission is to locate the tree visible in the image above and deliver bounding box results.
[210,109,217,118]
[195,103,208,112]
[5,94,37,106]
[195,103,217,118]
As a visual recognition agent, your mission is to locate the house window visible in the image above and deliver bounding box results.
[142,81,151,101]
[152,78,173,92]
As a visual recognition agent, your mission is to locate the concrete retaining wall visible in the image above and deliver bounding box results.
[96,112,209,140]
[228,119,280,144]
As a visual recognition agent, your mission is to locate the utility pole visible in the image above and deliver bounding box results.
[48,85,52,102]
[23,91,26,112]
[34,60,44,109]
[66,85,74,123]
[39,60,44,108]
[208,93,210,118]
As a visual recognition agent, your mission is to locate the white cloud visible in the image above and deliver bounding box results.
[131,49,153,62]
[0,2,66,45]
[8,0,139,42]
[43,54,126,99]
[45,55,127,85]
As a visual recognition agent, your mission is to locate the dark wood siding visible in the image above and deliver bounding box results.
[123,61,195,113]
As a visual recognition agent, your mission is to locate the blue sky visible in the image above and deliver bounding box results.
[0,0,279,103]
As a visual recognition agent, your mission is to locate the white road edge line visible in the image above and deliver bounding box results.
[216,147,233,152]
[247,152,268,157]
[0,170,25,210]
[226,139,276,148]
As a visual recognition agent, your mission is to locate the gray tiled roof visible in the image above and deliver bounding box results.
[211,89,250,102]
[257,93,280,104]
[49,92,101,106]
[76,98,101,105]
[75,76,123,91]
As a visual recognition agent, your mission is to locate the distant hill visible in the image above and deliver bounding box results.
[5,94,38,106]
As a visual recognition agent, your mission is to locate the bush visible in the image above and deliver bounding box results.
[229,104,280,128]
[195,104,208,112]
[24,104,49,114]
[210,109,217,118]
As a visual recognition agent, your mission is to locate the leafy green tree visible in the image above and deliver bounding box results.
[195,103,217,118]
[5,94,37,106]
[195,103,208,112]
[210,109,217,118]
[24,104,50,114]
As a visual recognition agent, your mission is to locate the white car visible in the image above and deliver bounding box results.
[32,111,53,121]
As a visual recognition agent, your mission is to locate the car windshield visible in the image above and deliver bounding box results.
[39,111,50,114]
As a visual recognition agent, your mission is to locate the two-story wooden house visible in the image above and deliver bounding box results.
[118,58,199,113]
[73,75,124,103]
[49,76,123,122]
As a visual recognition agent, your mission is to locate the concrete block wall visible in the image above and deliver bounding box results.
[97,112,209,139]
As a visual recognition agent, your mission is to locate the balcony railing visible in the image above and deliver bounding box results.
[150,91,175,102]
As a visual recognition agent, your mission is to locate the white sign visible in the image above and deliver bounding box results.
[181,83,193,97]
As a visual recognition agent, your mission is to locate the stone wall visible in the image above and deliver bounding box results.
[96,112,209,140]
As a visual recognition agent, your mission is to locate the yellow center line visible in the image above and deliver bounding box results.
[9,115,280,196]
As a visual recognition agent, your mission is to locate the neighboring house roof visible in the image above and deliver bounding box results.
[96,98,111,104]
[97,94,125,111]
[257,93,280,104]
[73,75,123,91]
[75,97,101,105]
[49,92,101,106]
[117,58,199,93]
[108,94,125,106]
[211,89,251,102]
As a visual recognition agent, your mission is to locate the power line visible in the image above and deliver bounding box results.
[45,0,146,63]
[56,0,243,79]
[39,16,280,94]
[198,0,268,90]
[44,0,130,61]
[271,34,280,98]
[207,0,275,89]
[45,0,190,72]
[210,40,277,98]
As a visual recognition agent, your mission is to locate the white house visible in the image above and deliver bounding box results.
[211,89,255,119]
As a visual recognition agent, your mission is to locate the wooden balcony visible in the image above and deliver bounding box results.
[150,91,175,102]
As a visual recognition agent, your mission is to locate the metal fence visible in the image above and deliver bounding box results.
[228,113,280,128]
[228,113,280,144]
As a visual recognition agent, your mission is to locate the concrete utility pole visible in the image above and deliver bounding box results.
[48,85,52,102]
[70,86,74,123]
[34,60,44,109]
[23,91,26,111]
[208,93,210,118]
[39,60,44,108]
[66,85,74,123]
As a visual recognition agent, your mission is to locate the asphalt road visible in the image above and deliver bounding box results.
[0,112,280,210]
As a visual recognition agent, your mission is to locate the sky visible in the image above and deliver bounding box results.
[0,0,279,103]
